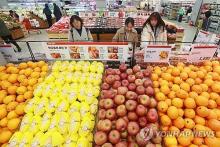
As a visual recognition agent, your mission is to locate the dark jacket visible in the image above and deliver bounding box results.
[0,19,11,37]
[43,5,52,16]
[53,5,62,19]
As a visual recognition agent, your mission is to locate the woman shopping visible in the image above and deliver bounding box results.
[141,12,167,48]
[43,4,53,27]
[68,15,93,41]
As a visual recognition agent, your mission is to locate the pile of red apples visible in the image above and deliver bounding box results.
[94,64,161,147]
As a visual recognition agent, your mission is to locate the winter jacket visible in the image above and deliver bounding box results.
[68,27,93,41]
[141,24,167,48]
[53,5,62,20]
[0,19,11,37]
[112,27,138,43]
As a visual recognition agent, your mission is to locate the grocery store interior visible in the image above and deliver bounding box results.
[0,0,220,147]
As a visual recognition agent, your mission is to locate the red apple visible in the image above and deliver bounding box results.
[104,99,114,109]
[114,75,121,81]
[115,141,128,147]
[146,86,154,96]
[106,75,115,85]
[135,72,144,79]
[114,95,125,105]
[111,120,116,130]
[102,83,110,90]
[116,105,127,117]
[147,108,158,123]
[101,119,112,132]
[138,116,148,127]
[145,142,156,147]
[143,68,152,77]
[121,130,128,139]
[120,73,128,80]
[126,91,137,100]
[136,133,148,146]
[117,87,128,95]
[127,135,136,142]
[128,83,136,91]
[106,68,115,75]
[149,98,157,108]
[97,120,104,131]
[121,80,129,87]
[136,105,147,116]
[151,136,162,144]
[126,68,133,75]
[116,118,127,131]
[102,143,113,147]
[143,78,153,88]
[114,69,121,75]
[136,86,145,95]
[127,122,140,136]
[112,81,122,89]
[99,99,105,108]
[128,112,138,121]
[122,116,129,124]
[103,90,115,99]
[128,75,136,83]
[108,130,121,144]
[94,131,107,145]
[119,63,127,72]
[106,109,116,120]
[133,65,141,73]
[128,142,139,147]
[135,79,143,86]
[125,100,137,111]
[98,109,106,119]
[138,95,150,106]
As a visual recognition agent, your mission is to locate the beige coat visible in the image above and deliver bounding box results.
[68,27,93,41]
[112,27,138,43]
[141,24,167,48]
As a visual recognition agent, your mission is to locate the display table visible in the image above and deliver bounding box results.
[10,27,24,40]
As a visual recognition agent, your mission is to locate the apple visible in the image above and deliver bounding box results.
[117,86,128,95]
[128,83,136,91]
[151,136,162,144]
[106,68,115,75]
[114,69,121,75]
[94,131,107,145]
[121,130,128,139]
[97,120,104,131]
[120,73,128,80]
[119,63,127,72]
[136,133,148,146]
[133,65,141,73]
[114,95,125,105]
[143,68,152,77]
[101,119,112,132]
[102,143,113,147]
[138,117,147,127]
[143,78,153,88]
[99,99,105,108]
[106,75,115,85]
[122,116,129,124]
[114,75,121,81]
[127,135,136,142]
[116,118,127,131]
[125,100,137,111]
[115,141,128,147]
[146,123,159,135]
[149,98,157,108]
[147,108,158,123]
[116,105,127,117]
[126,68,133,75]
[106,109,116,120]
[128,112,138,121]
[108,130,121,144]
[111,120,116,130]
[104,99,114,109]
[121,80,129,87]
[146,86,154,96]
[102,82,110,90]
[112,81,122,89]
[103,90,115,99]
[126,91,137,100]
[128,75,136,83]
[138,95,150,106]
[136,86,145,95]
[127,122,140,135]
[136,105,147,116]
[98,109,106,119]
[135,79,143,86]
[128,142,139,147]
[135,72,144,79]
[145,142,156,147]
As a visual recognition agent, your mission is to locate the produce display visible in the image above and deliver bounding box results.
[9,61,104,147]
[46,17,70,33]
[152,61,220,146]
[0,61,48,146]
[94,64,161,146]
[0,13,21,29]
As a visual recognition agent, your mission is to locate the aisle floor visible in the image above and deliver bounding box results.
[14,19,198,60]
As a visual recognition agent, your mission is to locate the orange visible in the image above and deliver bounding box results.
[24,68,33,77]
[172,84,180,92]
[164,136,178,146]
[184,98,196,109]
[20,79,28,86]
[204,79,214,87]
[3,95,15,104]
[204,65,212,72]
[160,85,170,95]
[161,115,172,126]
[197,71,205,79]
[7,111,18,119]
[176,89,188,99]
[0,90,7,103]
[28,78,38,86]
[180,82,190,92]
[156,92,166,101]
[208,100,217,109]
[189,92,199,99]
[1,81,12,90]
[15,103,25,115]
[211,82,220,93]
[207,119,220,131]
[0,107,7,119]
[0,66,6,72]
[165,99,172,106]
[24,91,33,99]
[151,73,159,81]
[201,92,210,99]
[204,60,212,66]
[195,96,208,106]
[172,98,183,108]
[184,118,195,129]
[16,95,25,103]
[0,117,8,127]
[18,62,28,69]
[180,72,188,80]
[173,117,185,129]
[204,137,220,147]
[17,75,26,83]
[169,126,180,133]
[168,91,176,99]
[30,72,40,79]
[207,110,218,119]
[184,109,196,119]
[211,72,219,81]
[40,72,47,77]
[7,85,18,95]
[193,137,204,145]
[157,101,168,112]
[178,109,184,117]
[34,67,41,72]
[213,66,220,74]
[37,61,46,67]
[195,78,202,84]
[196,106,210,118]
[186,78,195,86]
[173,77,182,85]
[171,68,180,76]
[194,115,206,125]
[183,67,191,73]
[192,85,203,94]
[154,88,160,93]
[189,71,197,79]
[41,65,48,72]
[0,130,12,143]
[167,106,179,119]
[189,144,198,147]
[16,86,27,95]
[7,118,21,130]
[8,74,18,83]
[177,132,192,146]
[6,101,18,111]
[19,69,25,75]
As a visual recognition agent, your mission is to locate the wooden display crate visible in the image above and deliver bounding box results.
[11,28,24,40]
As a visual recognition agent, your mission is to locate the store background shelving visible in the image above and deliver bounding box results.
[208,3,220,33]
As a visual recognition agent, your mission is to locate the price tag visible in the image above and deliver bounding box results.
[188,45,217,63]
[144,45,171,63]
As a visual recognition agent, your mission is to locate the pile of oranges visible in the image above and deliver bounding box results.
[152,61,220,147]
[0,61,48,146]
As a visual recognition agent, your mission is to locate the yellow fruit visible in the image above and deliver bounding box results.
[7,118,21,130]
[160,85,170,95]
[186,78,195,86]
[168,91,176,99]
[18,62,28,69]
[204,79,214,87]
[156,92,166,101]
[164,136,178,146]
[152,73,159,81]
[204,137,220,147]
[16,95,25,103]
[167,106,179,119]
[207,119,220,131]
[0,91,7,103]
[8,74,18,83]
[172,98,183,108]
[197,71,205,79]
[41,65,48,72]
[30,72,40,79]
[192,85,203,94]
[177,133,192,146]
[207,110,218,119]
[16,86,27,95]
[169,126,180,133]
[184,109,196,119]
[210,92,219,100]
[157,101,168,112]
[3,95,15,104]
[178,109,184,117]
[174,77,182,84]
[184,118,195,129]
[15,103,25,115]
[153,81,159,88]
[6,101,18,111]
[23,91,33,99]
[172,84,180,92]
[184,98,196,109]
[193,137,204,145]
[7,111,18,119]
[180,72,188,80]
[162,73,172,81]
[194,116,206,125]
[176,89,188,99]
[34,67,41,72]
[0,117,8,127]
[7,85,18,95]
[161,115,171,126]
[195,96,208,106]
[173,117,185,129]
[189,92,199,99]
[211,82,220,93]
[28,78,38,86]
[196,106,210,118]
[0,130,12,143]
[208,100,217,109]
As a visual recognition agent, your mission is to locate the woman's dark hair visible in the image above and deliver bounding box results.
[70,15,83,28]
[143,12,165,29]
[125,17,134,26]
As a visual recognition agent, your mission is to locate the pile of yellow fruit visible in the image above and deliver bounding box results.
[0,61,48,146]
[152,61,220,147]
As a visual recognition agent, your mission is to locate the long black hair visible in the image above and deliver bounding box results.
[70,15,83,28]
[143,12,165,30]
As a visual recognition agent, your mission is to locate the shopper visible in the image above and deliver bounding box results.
[68,15,93,41]
[43,4,53,27]
[186,6,192,23]
[141,12,167,47]
[0,18,21,52]
[202,9,212,31]
[53,3,62,22]
[112,17,138,43]
[9,10,19,21]
[178,7,185,22]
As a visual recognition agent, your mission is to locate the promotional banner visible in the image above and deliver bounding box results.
[0,44,18,62]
